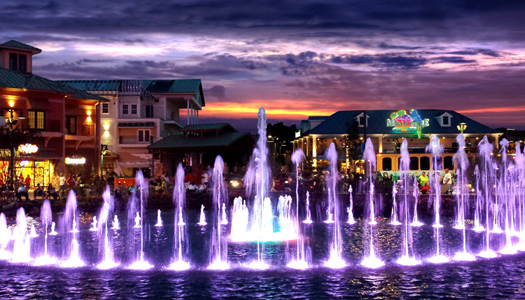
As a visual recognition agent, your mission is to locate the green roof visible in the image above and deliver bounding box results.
[148,132,252,149]
[60,79,205,106]
[0,67,106,101]
[1,40,42,54]
[305,109,495,136]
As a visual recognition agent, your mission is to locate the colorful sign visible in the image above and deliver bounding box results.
[386,109,429,138]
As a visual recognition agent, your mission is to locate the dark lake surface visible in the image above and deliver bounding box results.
[1,210,524,299]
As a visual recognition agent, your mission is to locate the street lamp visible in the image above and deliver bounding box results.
[1,107,26,191]
[100,144,108,177]
[457,122,467,134]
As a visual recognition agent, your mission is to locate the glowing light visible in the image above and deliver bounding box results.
[18,144,38,154]
[397,255,421,266]
[65,157,86,165]
[128,259,154,270]
[207,260,230,271]
[427,255,450,264]
[453,252,476,262]
[245,260,270,270]
[287,259,310,270]
[8,100,14,108]
[386,109,429,138]
[478,250,497,259]
[361,255,385,269]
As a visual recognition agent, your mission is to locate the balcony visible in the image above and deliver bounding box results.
[65,125,95,149]
[119,135,153,147]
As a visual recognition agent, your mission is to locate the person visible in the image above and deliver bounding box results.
[17,183,29,201]
[67,174,76,189]
[59,174,67,194]
[46,183,58,201]
[442,169,452,194]
[418,172,429,194]
[25,175,31,189]
[34,183,44,199]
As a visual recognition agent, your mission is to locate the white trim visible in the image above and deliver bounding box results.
[356,112,369,127]
[435,112,453,127]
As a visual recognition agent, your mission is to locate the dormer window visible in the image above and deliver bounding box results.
[9,53,27,72]
[436,112,453,127]
[356,112,368,127]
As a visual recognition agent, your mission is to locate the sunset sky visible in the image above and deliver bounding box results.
[1,0,525,132]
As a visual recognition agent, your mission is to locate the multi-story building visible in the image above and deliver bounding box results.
[0,40,107,187]
[61,79,205,178]
[294,109,502,175]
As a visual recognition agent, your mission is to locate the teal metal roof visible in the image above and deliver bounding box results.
[0,67,107,101]
[148,132,252,149]
[306,109,495,136]
[61,79,205,106]
[1,40,42,54]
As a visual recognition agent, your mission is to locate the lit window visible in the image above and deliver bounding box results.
[28,110,45,130]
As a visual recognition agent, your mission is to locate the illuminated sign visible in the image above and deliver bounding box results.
[18,144,38,154]
[386,109,429,138]
[65,157,86,165]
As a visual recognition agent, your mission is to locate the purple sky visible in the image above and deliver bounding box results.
[2,0,525,132]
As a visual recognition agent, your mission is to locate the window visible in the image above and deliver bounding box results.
[382,157,392,171]
[145,105,153,118]
[8,53,27,72]
[102,103,109,114]
[442,116,450,126]
[420,157,430,170]
[28,110,45,130]
[444,156,454,170]
[138,130,151,143]
[131,104,137,115]
[356,113,368,127]
[66,116,77,135]
[410,157,419,170]
[122,104,129,115]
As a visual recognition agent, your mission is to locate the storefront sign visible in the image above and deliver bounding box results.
[65,157,86,165]
[386,109,429,138]
[18,143,38,154]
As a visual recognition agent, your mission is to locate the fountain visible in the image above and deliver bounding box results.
[89,216,98,231]
[208,155,229,270]
[197,205,207,226]
[453,134,476,261]
[287,148,311,270]
[396,139,421,266]
[155,209,163,227]
[34,200,57,266]
[411,178,424,227]
[324,143,346,269]
[361,138,385,269]
[167,163,191,271]
[347,186,356,224]
[61,190,85,268]
[390,184,401,226]
[112,215,120,230]
[10,208,30,263]
[221,203,228,225]
[128,170,153,270]
[96,186,119,270]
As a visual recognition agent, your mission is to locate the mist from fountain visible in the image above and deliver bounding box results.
[221,203,228,225]
[167,163,190,271]
[397,139,420,266]
[0,213,10,259]
[472,166,485,232]
[11,208,30,263]
[111,216,120,230]
[89,216,98,231]
[361,138,384,269]
[515,142,525,250]
[230,197,249,241]
[390,184,401,226]
[426,135,449,264]
[498,138,517,255]
[208,155,229,270]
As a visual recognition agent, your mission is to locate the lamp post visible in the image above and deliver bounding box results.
[1,107,25,191]
[100,144,108,177]
[457,122,467,134]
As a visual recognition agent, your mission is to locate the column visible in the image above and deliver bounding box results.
[378,136,383,153]
[187,99,190,126]
[196,110,199,124]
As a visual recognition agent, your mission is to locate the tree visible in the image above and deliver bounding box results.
[345,120,362,173]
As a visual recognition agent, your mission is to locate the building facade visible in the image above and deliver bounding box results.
[60,79,205,178]
[0,40,106,187]
[294,109,502,175]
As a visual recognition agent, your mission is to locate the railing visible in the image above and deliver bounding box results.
[119,135,153,144]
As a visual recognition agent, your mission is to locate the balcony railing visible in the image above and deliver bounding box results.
[119,135,153,144]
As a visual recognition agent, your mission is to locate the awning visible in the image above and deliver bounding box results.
[27,97,51,110]
[21,149,61,160]
[103,150,119,158]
